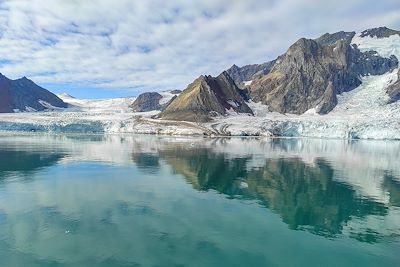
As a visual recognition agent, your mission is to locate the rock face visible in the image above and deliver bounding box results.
[159,71,253,122]
[0,74,12,113]
[360,27,400,38]
[130,91,180,112]
[387,70,400,103]
[226,61,275,88]
[315,31,355,46]
[0,74,67,113]
[248,31,398,114]
[130,92,163,112]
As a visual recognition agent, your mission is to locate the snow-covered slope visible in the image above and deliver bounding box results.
[352,33,400,59]
[159,91,177,105]
[58,93,136,113]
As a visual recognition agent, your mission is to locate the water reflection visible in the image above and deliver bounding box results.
[0,149,65,180]
[0,134,399,244]
[383,174,400,207]
[158,145,395,240]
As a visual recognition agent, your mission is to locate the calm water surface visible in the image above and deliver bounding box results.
[0,134,399,267]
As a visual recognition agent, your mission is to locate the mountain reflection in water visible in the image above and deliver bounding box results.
[1,134,399,245]
[133,137,400,243]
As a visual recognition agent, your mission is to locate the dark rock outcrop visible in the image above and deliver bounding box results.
[170,89,182,94]
[130,92,163,112]
[360,27,400,38]
[315,31,355,46]
[249,38,355,114]
[248,32,398,114]
[0,73,67,113]
[387,70,400,103]
[130,91,180,112]
[0,74,12,113]
[159,71,253,122]
[226,61,275,88]
[349,50,398,77]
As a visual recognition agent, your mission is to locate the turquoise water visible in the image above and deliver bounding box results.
[0,134,399,267]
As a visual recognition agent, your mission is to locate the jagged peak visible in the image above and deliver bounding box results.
[229,64,240,70]
[360,27,400,38]
[286,38,320,56]
[290,37,317,48]
[188,75,209,88]
[315,31,355,46]
[14,76,34,84]
[0,73,31,82]
[217,70,232,79]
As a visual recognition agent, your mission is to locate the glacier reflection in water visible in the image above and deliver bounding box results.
[0,134,399,267]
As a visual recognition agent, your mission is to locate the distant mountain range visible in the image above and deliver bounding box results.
[135,26,400,122]
[0,26,399,124]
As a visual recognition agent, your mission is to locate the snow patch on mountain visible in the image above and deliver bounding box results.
[159,91,178,105]
[352,33,400,59]
[351,32,400,91]
[333,70,398,114]
[25,106,37,112]
[39,100,64,110]
[243,80,253,86]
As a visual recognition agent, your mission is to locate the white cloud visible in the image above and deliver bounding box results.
[0,0,399,94]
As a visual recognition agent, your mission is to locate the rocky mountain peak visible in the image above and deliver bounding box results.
[248,28,398,115]
[225,60,276,88]
[230,64,239,70]
[216,70,235,83]
[158,72,253,122]
[315,31,355,46]
[130,92,163,112]
[360,27,400,38]
[15,76,35,85]
[286,38,320,58]
[0,73,67,113]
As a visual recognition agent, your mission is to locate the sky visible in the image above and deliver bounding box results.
[0,0,399,99]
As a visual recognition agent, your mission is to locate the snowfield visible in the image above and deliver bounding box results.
[0,33,400,139]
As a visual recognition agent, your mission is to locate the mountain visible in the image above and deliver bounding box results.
[223,32,357,88]
[360,26,400,38]
[246,29,398,114]
[158,71,253,122]
[130,91,180,112]
[130,92,163,112]
[0,74,67,113]
[314,31,356,46]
